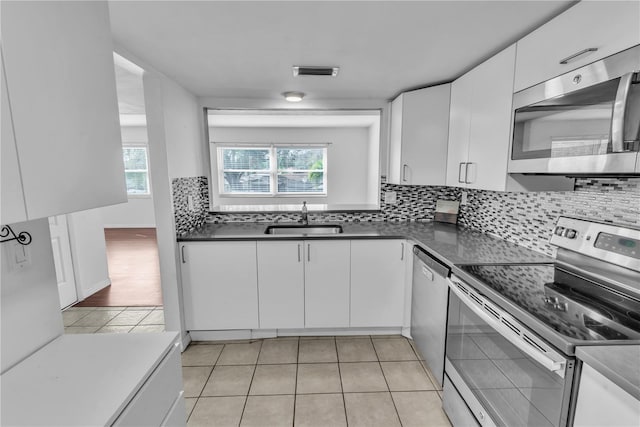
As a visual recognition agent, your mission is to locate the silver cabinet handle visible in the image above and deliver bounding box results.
[559,47,598,65]
[181,245,186,263]
[458,162,465,184]
[400,242,404,260]
[307,243,311,262]
[297,244,301,262]
[402,164,409,182]
[611,72,634,153]
[464,162,473,184]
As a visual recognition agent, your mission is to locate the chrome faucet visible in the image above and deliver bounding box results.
[300,201,308,225]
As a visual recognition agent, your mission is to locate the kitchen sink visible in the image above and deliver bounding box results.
[264,224,344,235]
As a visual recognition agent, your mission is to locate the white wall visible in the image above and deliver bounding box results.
[67,208,111,300]
[101,198,156,228]
[210,126,373,206]
[163,82,207,179]
[101,125,156,228]
[143,72,202,346]
[200,97,391,178]
[1,218,63,373]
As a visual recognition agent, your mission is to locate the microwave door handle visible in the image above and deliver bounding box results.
[447,280,567,377]
[611,72,634,153]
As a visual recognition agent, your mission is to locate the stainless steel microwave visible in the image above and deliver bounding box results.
[509,45,640,175]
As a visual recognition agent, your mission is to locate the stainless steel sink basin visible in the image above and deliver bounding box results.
[264,224,343,235]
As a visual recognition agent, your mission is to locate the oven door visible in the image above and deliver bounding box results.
[444,276,576,427]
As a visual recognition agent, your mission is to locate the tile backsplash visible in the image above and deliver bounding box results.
[172,176,209,235]
[177,176,640,256]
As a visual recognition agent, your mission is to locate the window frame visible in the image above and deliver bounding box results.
[122,144,151,198]
[216,143,328,197]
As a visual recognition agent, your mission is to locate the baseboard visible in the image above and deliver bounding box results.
[188,327,404,342]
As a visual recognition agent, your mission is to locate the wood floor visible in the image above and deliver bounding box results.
[74,228,163,307]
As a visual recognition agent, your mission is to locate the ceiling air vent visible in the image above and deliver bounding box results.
[293,66,339,77]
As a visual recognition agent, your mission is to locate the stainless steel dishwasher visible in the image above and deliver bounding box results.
[411,245,450,388]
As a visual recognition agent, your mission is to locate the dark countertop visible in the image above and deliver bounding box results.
[178,221,553,267]
[576,345,640,400]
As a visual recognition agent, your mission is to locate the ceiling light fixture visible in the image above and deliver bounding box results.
[283,91,305,102]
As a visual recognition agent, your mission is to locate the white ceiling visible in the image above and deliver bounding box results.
[108,0,575,104]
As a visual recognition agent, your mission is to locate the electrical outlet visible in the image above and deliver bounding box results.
[460,191,468,205]
[187,195,195,211]
[384,191,397,204]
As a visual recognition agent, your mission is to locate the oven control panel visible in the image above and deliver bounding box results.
[594,232,640,260]
[551,217,640,272]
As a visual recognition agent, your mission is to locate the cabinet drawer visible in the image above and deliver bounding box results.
[514,1,640,92]
[114,342,182,426]
[161,391,187,427]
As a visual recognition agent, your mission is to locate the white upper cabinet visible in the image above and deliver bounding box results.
[1,1,126,223]
[388,84,451,185]
[446,44,517,191]
[1,50,27,224]
[514,1,640,92]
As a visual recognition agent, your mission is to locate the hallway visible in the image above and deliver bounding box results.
[74,228,163,307]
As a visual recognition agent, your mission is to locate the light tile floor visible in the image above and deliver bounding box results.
[61,310,451,426]
[182,336,452,427]
[63,306,164,334]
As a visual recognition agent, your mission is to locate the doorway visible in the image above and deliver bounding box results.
[62,53,164,325]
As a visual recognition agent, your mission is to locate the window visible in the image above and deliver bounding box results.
[218,145,327,196]
[123,146,150,196]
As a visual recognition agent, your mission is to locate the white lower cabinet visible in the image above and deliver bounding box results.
[350,240,406,327]
[0,333,184,426]
[182,239,409,332]
[304,240,351,328]
[257,241,305,329]
[573,363,640,427]
[180,242,258,330]
[114,341,184,426]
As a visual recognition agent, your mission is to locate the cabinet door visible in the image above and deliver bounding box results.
[514,1,640,92]
[466,44,516,191]
[573,364,640,427]
[257,241,304,329]
[445,73,473,187]
[350,240,406,327]
[0,50,27,224]
[180,242,258,330]
[2,1,126,220]
[388,87,450,185]
[387,95,404,184]
[304,240,350,328]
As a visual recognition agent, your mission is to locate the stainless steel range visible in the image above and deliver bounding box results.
[442,216,640,427]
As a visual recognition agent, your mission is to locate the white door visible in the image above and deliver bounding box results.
[48,215,77,309]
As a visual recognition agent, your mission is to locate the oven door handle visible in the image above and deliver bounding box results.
[448,279,567,377]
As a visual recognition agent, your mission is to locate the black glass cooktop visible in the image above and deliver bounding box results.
[457,264,640,342]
